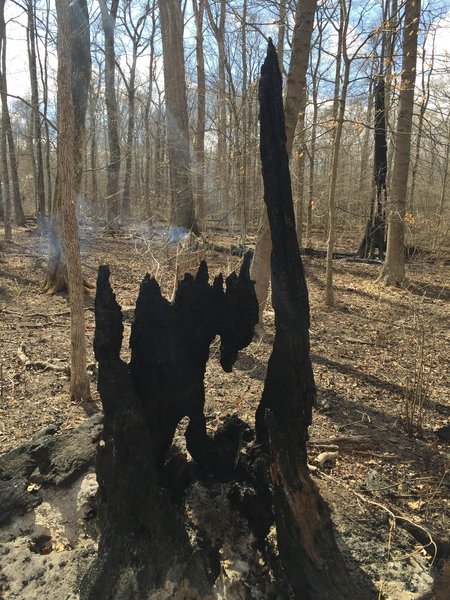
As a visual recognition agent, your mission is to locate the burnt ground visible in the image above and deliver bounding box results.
[0,221,449,599]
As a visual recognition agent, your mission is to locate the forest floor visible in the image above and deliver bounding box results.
[0,221,449,599]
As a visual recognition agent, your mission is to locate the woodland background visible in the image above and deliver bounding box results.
[0,0,449,256]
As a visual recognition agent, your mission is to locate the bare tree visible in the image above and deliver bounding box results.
[143,0,157,220]
[43,0,91,293]
[251,0,318,327]
[55,0,91,401]
[380,0,421,285]
[192,0,206,229]
[118,0,150,219]
[306,8,326,247]
[205,0,229,223]
[324,0,350,306]
[158,0,197,231]
[0,0,25,227]
[409,26,434,214]
[1,127,11,241]
[26,0,46,227]
[99,0,121,227]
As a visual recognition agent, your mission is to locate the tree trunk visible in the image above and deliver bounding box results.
[239,0,248,244]
[255,40,365,599]
[99,0,121,227]
[27,0,46,227]
[143,2,157,220]
[277,1,287,65]
[0,0,25,227]
[284,0,318,158]
[250,215,271,332]
[384,0,399,215]
[37,1,53,216]
[250,0,317,325]
[121,1,149,220]
[121,57,136,220]
[306,12,325,247]
[286,0,317,246]
[193,0,206,228]
[1,128,12,242]
[380,0,421,285]
[88,72,100,214]
[357,77,387,260]
[437,121,450,228]
[80,260,260,599]
[409,30,433,215]
[0,4,10,242]
[55,0,91,402]
[43,0,91,294]
[159,0,197,232]
[325,0,349,307]
[205,0,228,227]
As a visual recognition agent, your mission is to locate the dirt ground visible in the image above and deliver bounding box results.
[0,222,449,599]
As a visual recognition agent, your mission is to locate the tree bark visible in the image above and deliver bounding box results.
[250,0,317,326]
[37,0,53,216]
[192,0,206,228]
[255,39,365,600]
[381,0,421,285]
[1,128,11,242]
[284,0,318,158]
[159,0,197,232]
[306,12,325,247]
[205,0,228,227]
[26,0,46,227]
[81,260,259,599]
[325,0,350,307]
[357,77,387,260]
[99,0,121,227]
[55,0,91,402]
[143,1,157,220]
[43,0,91,294]
[120,1,149,220]
[0,0,25,227]
[409,30,433,214]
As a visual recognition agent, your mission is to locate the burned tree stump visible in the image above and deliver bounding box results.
[129,254,258,470]
[80,260,260,599]
[81,41,374,600]
[255,40,366,599]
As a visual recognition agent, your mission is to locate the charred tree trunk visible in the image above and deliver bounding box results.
[255,41,364,600]
[81,261,261,599]
[80,268,203,600]
[357,77,387,260]
[82,41,374,600]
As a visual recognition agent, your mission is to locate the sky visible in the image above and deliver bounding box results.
[4,2,450,99]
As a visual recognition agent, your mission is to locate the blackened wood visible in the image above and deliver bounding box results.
[256,40,366,599]
[357,77,387,259]
[81,262,259,598]
[82,266,216,599]
[129,255,257,470]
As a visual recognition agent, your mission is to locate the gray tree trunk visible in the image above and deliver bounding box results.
[381,0,421,285]
[193,0,206,228]
[0,0,25,227]
[159,0,197,231]
[99,0,121,227]
[27,0,46,226]
[55,0,91,401]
